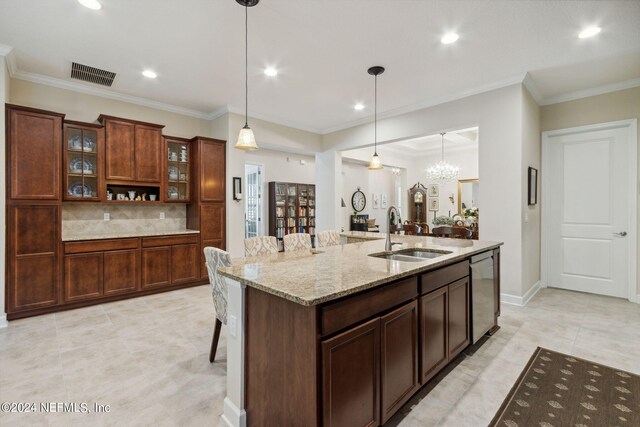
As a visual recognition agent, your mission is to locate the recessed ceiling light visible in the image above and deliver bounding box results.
[142,70,157,79]
[578,26,601,39]
[264,67,278,77]
[354,103,365,111]
[77,0,102,10]
[441,33,459,45]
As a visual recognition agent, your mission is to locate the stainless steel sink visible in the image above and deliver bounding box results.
[370,253,425,262]
[369,248,452,262]
[395,248,452,259]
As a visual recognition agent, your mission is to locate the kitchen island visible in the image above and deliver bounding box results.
[218,234,502,427]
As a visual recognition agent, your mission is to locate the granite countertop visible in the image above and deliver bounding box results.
[62,229,200,242]
[340,231,385,241]
[219,234,502,306]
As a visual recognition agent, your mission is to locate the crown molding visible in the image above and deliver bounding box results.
[0,43,13,57]
[522,72,544,105]
[540,78,640,106]
[226,106,323,134]
[319,73,528,134]
[10,68,214,120]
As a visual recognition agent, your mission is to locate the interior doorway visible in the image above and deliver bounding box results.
[542,119,637,301]
[245,164,263,238]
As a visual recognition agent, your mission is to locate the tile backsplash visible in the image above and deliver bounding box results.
[62,204,187,236]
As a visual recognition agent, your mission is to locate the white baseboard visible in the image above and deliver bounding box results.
[221,397,246,427]
[0,314,7,328]
[501,281,542,307]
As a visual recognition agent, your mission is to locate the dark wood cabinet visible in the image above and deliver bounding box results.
[141,235,199,288]
[103,118,135,181]
[7,201,60,312]
[187,136,226,279]
[419,275,470,384]
[7,105,63,200]
[448,277,470,359]
[165,137,191,202]
[63,121,104,201]
[420,286,448,384]
[322,317,381,427]
[99,115,164,184]
[64,253,103,302]
[134,124,163,182]
[171,244,199,284]
[199,138,226,202]
[104,249,139,295]
[141,247,172,289]
[381,300,419,424]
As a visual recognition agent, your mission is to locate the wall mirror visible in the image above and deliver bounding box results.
[458,179,479,214]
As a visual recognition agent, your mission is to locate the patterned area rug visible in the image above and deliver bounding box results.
[490,347,639,427]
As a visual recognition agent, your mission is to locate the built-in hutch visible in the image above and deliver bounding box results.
[5,104,226,320]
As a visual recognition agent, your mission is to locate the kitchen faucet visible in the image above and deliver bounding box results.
[386,205,403,251]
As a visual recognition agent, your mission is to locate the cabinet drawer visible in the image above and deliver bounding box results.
[420,260,469,295]
[321,277,418,337]
[142,234,198,247]
[64,238,139,254]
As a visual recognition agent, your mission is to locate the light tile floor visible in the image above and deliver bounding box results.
[0,286,638,426]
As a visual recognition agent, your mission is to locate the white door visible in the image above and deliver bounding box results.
[245,164,262,238]
[543,121,636,299]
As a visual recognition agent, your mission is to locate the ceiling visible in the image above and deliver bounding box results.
[1,0,639,133]
[383,128,478,157]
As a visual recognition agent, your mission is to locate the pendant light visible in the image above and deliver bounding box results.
[234,0,259,150]
[426,132,459,182]
[367,66,385,170]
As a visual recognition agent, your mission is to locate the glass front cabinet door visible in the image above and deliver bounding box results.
[63,121,104,201]
[165,137,191,202]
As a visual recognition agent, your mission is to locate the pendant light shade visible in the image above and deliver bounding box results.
[367,66,385,170]
[426,132,459,182]
[234,0,259,151]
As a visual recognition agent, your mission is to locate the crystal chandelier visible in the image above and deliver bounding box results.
[426,132,459,182]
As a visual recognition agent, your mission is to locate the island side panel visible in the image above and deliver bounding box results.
[245,286,319,427]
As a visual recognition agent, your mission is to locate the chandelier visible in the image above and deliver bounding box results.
[426,132,459,182]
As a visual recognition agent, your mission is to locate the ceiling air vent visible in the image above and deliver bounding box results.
[70,62,116,87]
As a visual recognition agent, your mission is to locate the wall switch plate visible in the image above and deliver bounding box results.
[228,315,237,337]
[160,212,165,220]
[524,212,529,223]
[103,213,110,221]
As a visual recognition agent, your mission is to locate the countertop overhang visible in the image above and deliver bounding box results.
[219,234,502,306]
[61,229,200,242]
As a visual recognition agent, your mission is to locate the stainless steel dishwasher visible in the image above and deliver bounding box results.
[470,251,495,344]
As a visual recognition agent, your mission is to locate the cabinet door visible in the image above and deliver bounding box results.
[104,249,139,295]
[381,300,419,423]
[7,205,59,312]
[448,277,470,359]
[200,203,225,279]
[64,253,103,302]
[9,108,61,200]
[134,125,162,182]
[171,244,199,284]
[322,317,380,427]
[104,119,135,180]
[199,139,226,202]
[141,247,171,289]
[420,286,448,384]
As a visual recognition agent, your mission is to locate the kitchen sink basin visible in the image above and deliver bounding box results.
[370,253,425,262]
[395,248,453,258]
[369,248,452,262]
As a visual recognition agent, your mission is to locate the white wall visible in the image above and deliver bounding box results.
[521,86,541,296]
[323,84,527,299]
[0,53,10,327]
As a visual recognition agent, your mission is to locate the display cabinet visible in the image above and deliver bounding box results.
[63,121,104,201]
[269,182,316,242]
[165,136,191,202]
